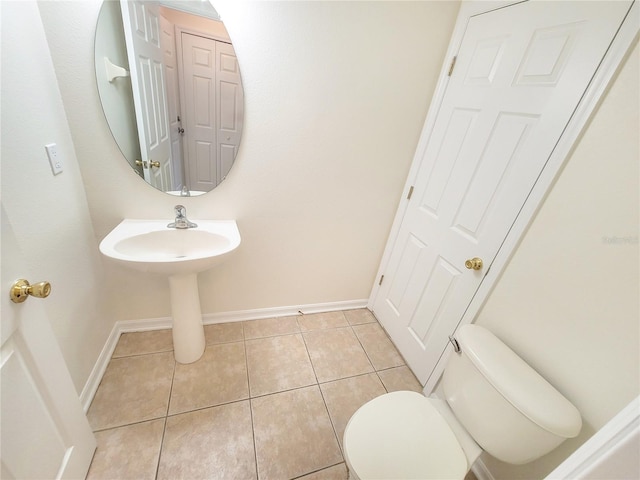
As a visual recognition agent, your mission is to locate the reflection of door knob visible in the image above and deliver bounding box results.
[465,257,483,270]
[149,161,160,168]
[10,279,51,304]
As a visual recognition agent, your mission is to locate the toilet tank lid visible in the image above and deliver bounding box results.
[457,325,581,438]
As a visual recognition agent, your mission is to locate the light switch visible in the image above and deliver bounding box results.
[45,143,63,175]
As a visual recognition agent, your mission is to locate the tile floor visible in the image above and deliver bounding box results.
[85,309,424,480]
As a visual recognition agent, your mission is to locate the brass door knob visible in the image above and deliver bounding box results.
[135,160,160,168]
[10,279,51,304]
[465,257,483,270]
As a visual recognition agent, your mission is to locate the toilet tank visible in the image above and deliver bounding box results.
[442,325,581,465]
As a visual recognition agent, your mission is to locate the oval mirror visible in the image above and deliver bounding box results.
[94,0,244,196]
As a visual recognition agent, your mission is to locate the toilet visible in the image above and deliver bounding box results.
[343,325,582,479]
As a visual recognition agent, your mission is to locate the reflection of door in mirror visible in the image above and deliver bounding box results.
[180,33,243,192]
[109,1,244,195]
[161,15,185,191]
[120,0,173,191]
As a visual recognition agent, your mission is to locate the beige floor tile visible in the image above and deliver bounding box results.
[168,342,248,415]
[304,328,373,383]
[320,374,386,450]
[252,386,342,479]
[377,365,423,393]
[298,463,348,480]
[204,321,244,345]
[157,401,256,480]
[246,334,316,397]
[243,315,300,339]
[112,329,173,358]
[88,352,174,430]
[352,323,404,370]
[343,309,377,326]
[298,311,349,332]
[86,419,164,480]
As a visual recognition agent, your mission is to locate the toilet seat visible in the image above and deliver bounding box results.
[343,391,468,480]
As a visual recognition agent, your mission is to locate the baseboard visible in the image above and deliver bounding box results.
[79,324,121,412]
[79,299,368,411]
[202,299,368,324]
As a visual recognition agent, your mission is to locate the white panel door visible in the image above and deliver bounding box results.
[182,32,217,191]
[182,33,242,191]
[160,14,184,191]
[120,0,173,190]
[0,207,96,479]
[216,41,244,182]
[371,1,632,385]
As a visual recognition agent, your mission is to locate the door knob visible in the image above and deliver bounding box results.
[10,279,51,304]
[465,257,483,270]
[149,161,160,168]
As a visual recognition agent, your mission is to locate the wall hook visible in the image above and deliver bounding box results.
[104,57,130,83]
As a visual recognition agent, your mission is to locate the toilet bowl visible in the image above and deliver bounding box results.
[342,325,582,479]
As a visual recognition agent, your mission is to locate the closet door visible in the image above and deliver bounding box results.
[181,33,242,191]
[182,32,217,191]
[371,1,633,385]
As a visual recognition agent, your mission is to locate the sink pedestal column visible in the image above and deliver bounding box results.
[168,273,206,363]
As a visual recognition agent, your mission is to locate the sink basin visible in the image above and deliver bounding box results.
[99,219,241,364]
[99,219,240,275]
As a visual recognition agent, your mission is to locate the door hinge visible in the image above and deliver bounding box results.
[448,335,461,353]
[378,274,385,286]
[448,56,457,77]
[407,186,414,200]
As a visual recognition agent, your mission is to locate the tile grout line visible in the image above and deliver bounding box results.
[348,323,394,394]
[290,462,345,480]
[348,323,379,380]
[241,322,261,480]
[316,374,345,458]
[92,415,166,434]
[312,312,346,453]
[151,356,176,480]
[298,319,322,388]
[298,312,347,473]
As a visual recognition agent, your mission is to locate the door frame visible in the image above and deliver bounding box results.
[368,0,639,393]
[544,395,639,479]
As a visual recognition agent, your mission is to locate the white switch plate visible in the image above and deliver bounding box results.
[45,143,63,175]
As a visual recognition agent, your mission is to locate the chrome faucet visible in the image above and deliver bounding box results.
[168,205,197,229]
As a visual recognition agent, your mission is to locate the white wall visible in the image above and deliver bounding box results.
[38,0,461,322]
[475,41,640,479]
[1,1,114,394]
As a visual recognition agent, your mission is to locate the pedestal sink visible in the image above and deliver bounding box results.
[99,219,241,363]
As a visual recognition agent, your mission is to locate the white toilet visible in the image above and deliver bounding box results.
[343,324,582,479]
